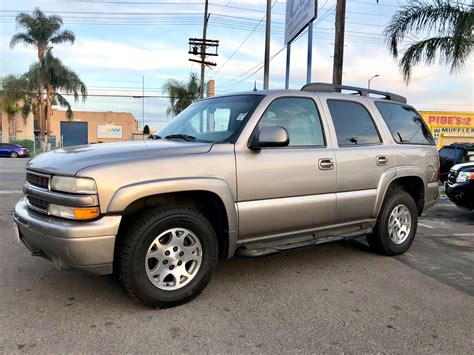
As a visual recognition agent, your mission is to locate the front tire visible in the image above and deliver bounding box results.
[10,152,18,158]
[119,207,218,308]
[367,191,418,256]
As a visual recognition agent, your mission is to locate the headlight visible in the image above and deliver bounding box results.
[51,176,97,194]
[48,204,100,220]
[456,172,474,183]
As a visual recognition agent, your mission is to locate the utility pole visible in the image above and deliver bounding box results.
[200,0,209,99]
[332,0,346,86]
[263,0,271,90]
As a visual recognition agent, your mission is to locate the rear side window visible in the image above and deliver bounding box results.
[327,100,381,146]
[375,102,434,145]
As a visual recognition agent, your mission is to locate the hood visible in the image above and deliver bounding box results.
[451,161,474,172]
[27,140,213,176]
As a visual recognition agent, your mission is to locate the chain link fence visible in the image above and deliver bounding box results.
[0,134,60,156]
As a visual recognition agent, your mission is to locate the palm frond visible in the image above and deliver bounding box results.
[10,33,36,48]
[54,93,72,119]
[384,0,464,58]
[50,30,75,45]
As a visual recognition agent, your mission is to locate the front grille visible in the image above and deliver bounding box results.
[27,196,49,212]
[26,171,50,189]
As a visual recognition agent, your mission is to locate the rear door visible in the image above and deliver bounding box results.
[322,98,394,222]
[235,96,337,241]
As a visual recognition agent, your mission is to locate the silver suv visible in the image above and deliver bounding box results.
[14,83,439,307]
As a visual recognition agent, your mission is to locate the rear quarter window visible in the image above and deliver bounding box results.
[375,102,434,145]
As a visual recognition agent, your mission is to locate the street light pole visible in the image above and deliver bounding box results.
[368,74,379,90]
[142,75,145,133]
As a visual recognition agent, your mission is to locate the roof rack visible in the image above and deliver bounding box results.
[301,82,407,104]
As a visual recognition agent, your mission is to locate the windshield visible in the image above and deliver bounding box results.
[158,95,264,143]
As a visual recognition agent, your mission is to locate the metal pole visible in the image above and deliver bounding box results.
[332,0,346,86]
[200,0,209,99]
[307,21,313,84]
[263,0,271,90]
[285,42,291,89]
[142,75,145,134]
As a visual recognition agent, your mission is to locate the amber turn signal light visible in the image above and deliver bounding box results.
[73,207,100,220]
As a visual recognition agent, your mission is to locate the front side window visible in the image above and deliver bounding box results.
[327,100,381,146]
[257,97,325,147]
[375,102,434,145]
[159,95,264,143]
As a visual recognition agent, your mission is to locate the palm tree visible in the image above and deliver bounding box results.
[10,8,75,143]
[384,0,473,83]
[162,73,200,117]
[22,50,87,146]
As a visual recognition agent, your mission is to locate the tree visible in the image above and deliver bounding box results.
[10,8,75,142]
[143,125,150,135]
[0,75,32,138]
[162,73,200,117]
[21,50,87,146]
[384,0,473,83]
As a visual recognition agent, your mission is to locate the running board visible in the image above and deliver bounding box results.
[236,228,372,257]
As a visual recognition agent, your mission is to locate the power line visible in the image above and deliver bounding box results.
[209,0,278,80]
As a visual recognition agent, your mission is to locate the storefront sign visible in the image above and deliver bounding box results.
[421,111,474,149]
[285,0,317,44]
[97,125,122,139]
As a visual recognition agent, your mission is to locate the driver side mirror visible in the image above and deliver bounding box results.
[250,126,289,150]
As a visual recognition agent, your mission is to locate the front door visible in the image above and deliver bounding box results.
[235,96,337,242]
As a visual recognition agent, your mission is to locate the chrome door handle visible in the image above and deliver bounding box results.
[318,158,334,170]
[376,155,388,166]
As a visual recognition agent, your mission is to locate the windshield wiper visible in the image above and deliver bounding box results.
[164,134,196,142]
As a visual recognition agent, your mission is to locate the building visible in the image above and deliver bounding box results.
[420,111,474,149]
[50,110,138,147]
[0,111,34,142]
[1,109,139,148]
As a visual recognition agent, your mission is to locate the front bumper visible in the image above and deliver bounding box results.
[445,182,474,209]
[13,198,121,274]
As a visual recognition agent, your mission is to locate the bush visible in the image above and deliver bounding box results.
[11,138,35,153]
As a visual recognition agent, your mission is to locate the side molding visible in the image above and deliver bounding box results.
[107,177,238,258]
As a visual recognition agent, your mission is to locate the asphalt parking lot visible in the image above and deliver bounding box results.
[1,158,473,353]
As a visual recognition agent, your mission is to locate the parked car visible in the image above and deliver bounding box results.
[438,143,474,182]
[0,143,30,158]
[445,162,474,210]
[13,83,439,308]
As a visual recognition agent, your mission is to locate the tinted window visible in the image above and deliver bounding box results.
[327,100,381,146]
[257,97,325,147]
[375,102,434,145]
[439,147,455,160]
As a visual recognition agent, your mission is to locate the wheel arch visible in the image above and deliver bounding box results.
[374,168,427,217]
[109,178,238,265]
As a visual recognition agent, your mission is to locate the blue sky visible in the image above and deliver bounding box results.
[1,0,473,131]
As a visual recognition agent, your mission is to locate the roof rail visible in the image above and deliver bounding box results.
[301,82,407,104]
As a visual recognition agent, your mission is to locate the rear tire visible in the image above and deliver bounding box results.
[367,191,418,256]
[10,152,18,158]
[119,206,218,308]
